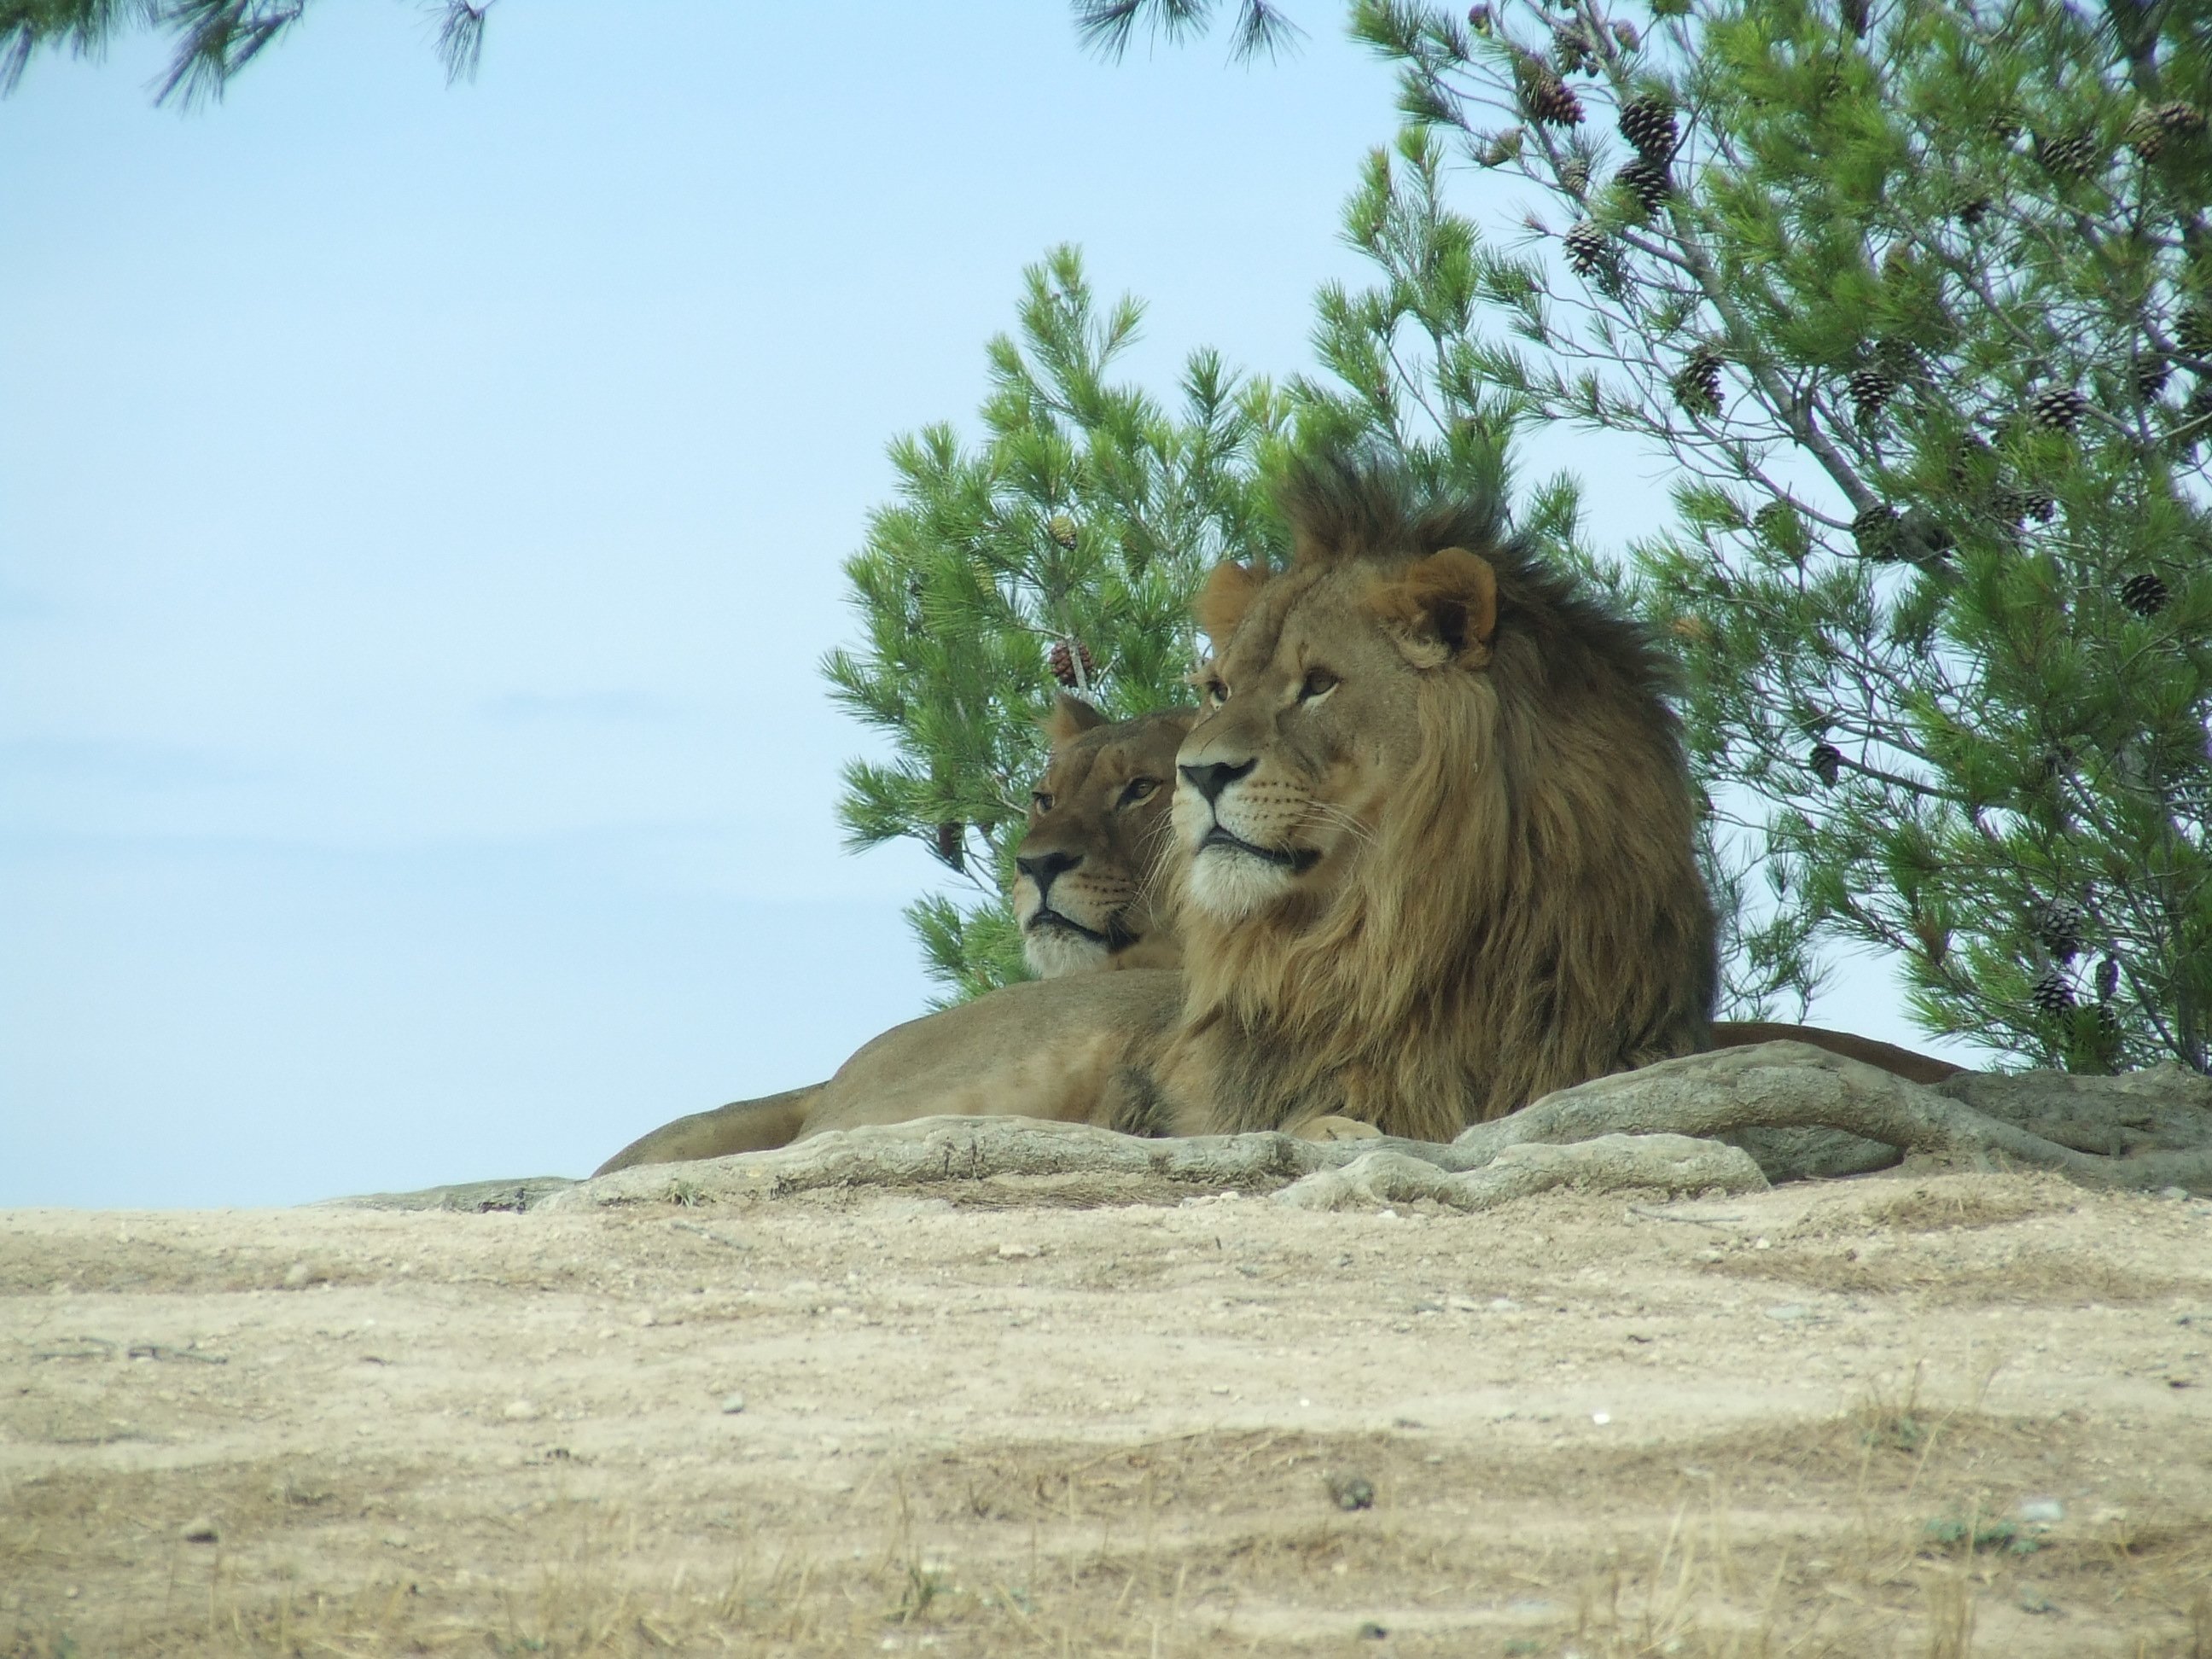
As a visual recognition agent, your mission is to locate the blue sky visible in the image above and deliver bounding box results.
[0,2,1978,1208]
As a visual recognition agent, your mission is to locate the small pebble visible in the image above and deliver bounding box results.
[1357,1622,1388,1639]
[1325,1472,1376,1511]
[997,1243,1040,1260]
[720,1393,747,1415]
[1592,1412,1612,1426]
[282,1260,326,1289]
[180,1516,219,1544]
[2018,1497,2064,1525]
[502,1400,540,1422]
[2157,1186,2189,1202]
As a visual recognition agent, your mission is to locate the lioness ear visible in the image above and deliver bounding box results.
[1195,561,1266,646]
[1371,546,1499,670]
[1042,693,1108,745]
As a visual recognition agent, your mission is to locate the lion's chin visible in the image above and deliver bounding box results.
[1184,844,1301,920]
[1022,925,1114,980]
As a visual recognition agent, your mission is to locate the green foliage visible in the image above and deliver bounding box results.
[824,246,1289,1001]
[1334,0,2212,1073]
[1,0,486,105]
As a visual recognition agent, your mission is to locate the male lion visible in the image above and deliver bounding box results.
[591,698,1191,1173]
[1105,456,1722,1142]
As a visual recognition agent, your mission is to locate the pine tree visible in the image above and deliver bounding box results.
[1335,0,2212,1073]
[824,246,1289,1001]
[2,2,488,105]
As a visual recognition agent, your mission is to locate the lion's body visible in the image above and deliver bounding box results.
[1115,461,1720,1142]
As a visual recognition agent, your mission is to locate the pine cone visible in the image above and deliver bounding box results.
[1610,20,1641,52]
[1557,155,1592,195]
[1807,742,1843,787]
[2174,308,2212,362]
[1047,514,1079,550]
[1563,219,1612,279]
[2034,129,2101,178]
[1851,504,1901,559]
[2095,955,2121,1002]
[1618,94,1677,163]
[2129,100,2206,160]
[1520,69,1584,127]
[2119,572,2170,616]
[1615,158,1671,215]
[1753,499,1798,545]
[1465,3,1490,31]
[2033,900,2085,963]
[1478,126,1525,168]
[1672,346,1724,416]
[1954,195,1991,227]
[2027,387,2087,432]
[1048,638,1097,687]
[2021,489,2058,523]
[1839,0,1871,36]
[2136,355,2172,399]
[1551,21,1593,75]
[1846,366,1896,420]
[2030,966,2075,1016]
[934,822,965,870]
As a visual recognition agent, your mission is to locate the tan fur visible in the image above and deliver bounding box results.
[1012,699,1195,978]
[1116,457,1721,1141]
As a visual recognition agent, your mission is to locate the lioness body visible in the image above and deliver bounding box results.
[592,702,1190,1175]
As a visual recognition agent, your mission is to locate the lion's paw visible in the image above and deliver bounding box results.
[1291,1115,1384,1143]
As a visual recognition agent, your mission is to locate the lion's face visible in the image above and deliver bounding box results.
[1173,548,1498,922]
[1013,699,1195,977]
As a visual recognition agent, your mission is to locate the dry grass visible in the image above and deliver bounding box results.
[11,1398,2209,1658]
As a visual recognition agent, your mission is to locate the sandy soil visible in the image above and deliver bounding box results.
[5,1164,2212,1656]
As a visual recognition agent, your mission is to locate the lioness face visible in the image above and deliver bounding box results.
[1012,698,1195,976]
[1175,549,1498,921]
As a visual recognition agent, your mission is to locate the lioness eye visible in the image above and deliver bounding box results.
[1119,777,1159,807]
[1204,678,1231,706]
[1299,667,1340,700]
[1031,791,1054,812]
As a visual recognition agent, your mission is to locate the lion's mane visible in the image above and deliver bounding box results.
[1136,457,1719,1141]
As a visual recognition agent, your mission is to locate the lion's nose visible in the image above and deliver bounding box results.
[1016,849,1080,896]
[1179,758,1256,805]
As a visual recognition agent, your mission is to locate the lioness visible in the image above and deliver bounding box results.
[591,698,1191,1173]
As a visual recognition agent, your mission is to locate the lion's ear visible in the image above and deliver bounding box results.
[1195,562,1266,645]
[1371,546,1499,670]
[1042,693,1109,745]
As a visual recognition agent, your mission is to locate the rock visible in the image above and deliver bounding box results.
[996,1243,1042,1260]
[1936,1063,2212,1158]
[1325,1472,1376,1511]
[180,1516,219,1544]
[502,1400,540,1422]
[2018,1497,2064,1524]
[720,1393,747,1415]
[282,1260,326,1289]
[316,1175,579,1212]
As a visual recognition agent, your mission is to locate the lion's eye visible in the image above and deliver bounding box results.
[1119,777,1160,807]
[1204,678,1231,707]
[1299,667,1341,701]
[1031,791,1055,813]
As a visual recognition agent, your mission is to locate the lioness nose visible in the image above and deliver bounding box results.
[1016,849,1080,893]
[1179,758,1256,805]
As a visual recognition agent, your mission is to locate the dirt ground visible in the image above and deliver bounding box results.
[5,1163,2212,1657]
